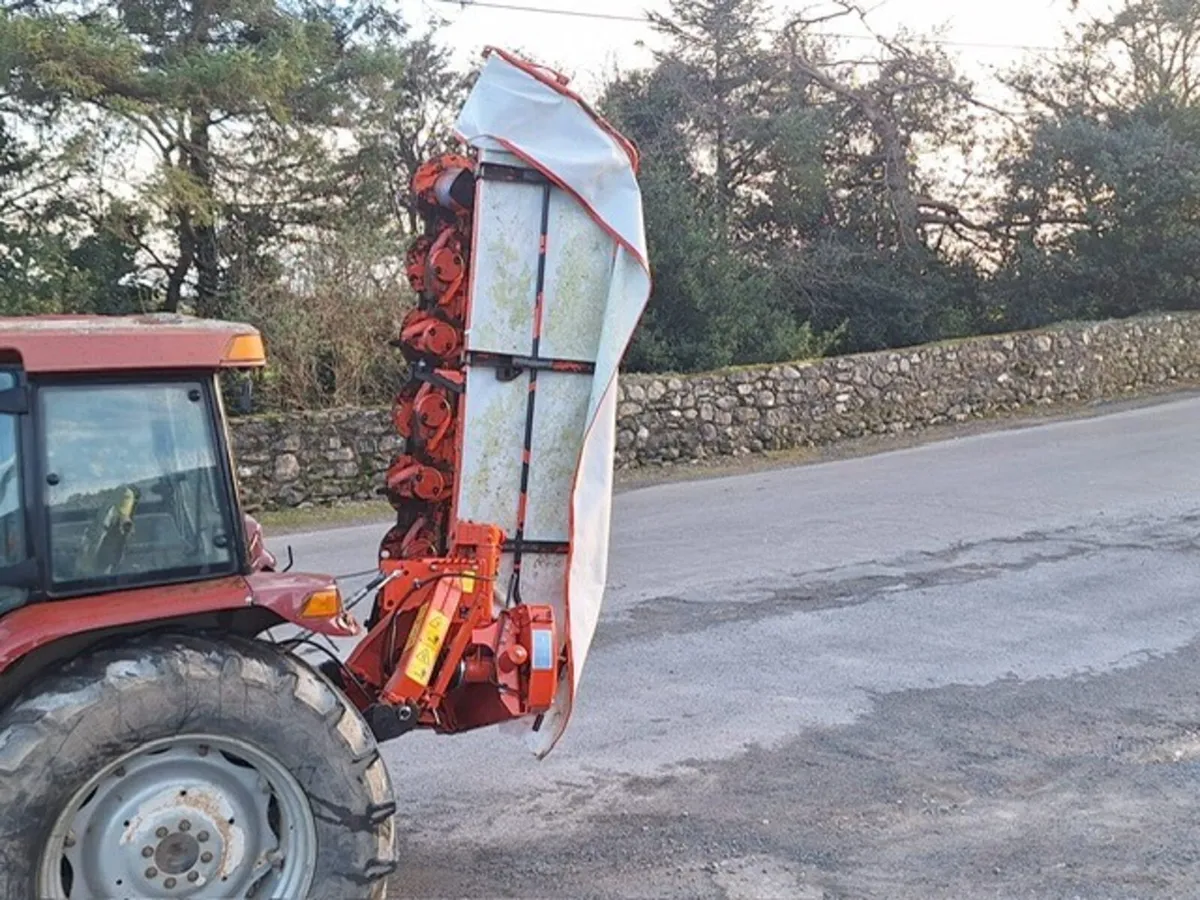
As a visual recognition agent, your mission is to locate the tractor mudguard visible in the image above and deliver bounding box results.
[0,571,357,674]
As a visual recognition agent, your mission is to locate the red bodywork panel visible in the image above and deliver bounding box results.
[0,572,358,674]
[0,313,262,373]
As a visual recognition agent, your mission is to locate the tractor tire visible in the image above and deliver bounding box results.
[0,633,397,900]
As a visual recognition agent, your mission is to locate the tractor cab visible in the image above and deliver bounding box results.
[0,314,266,612]
[0,315,399,900]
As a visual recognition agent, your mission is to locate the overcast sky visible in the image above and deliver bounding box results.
[401,0,1108,103]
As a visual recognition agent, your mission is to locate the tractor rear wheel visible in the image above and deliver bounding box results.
[0,633,397,900]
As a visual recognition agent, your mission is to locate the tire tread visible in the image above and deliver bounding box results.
[0,632,397,900]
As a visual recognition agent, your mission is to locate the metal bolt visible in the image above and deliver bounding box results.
[164,877,176,889]
[145,867,158,879]
[114,766,126,777]
[63,834,75,849]
[198,744,209,756]
[197,831,209,843]
[179,820,191,832]
[156,827,169,839]
[200,852,213,864]
[142,846,154,858]
[187,872,200,883]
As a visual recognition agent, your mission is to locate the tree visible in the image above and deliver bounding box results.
[776,5,985,255]
[346,29,473,235]
[1,0,410,315]
[0,114,148,315]
[602,38,834,372]
[646,0,780,240]
[605,0,991,368]
[988,0,1200,328]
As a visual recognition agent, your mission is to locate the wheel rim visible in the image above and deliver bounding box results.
[37,734,318,899]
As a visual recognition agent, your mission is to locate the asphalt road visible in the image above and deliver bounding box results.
[271,395,1200,899]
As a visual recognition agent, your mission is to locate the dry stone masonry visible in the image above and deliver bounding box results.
[231,313,1200,510]
[231,408,402,511]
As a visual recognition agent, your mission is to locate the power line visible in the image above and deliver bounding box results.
[425,0,647,24]
[421,0,1065,53]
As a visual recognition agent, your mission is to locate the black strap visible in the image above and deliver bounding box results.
[477,162,552,185]
[503,539,568,554]
[467,350,595,381]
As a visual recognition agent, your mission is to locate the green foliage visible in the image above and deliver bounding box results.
[603,0,989,369]
[0,217,153,318]
[0,0,412,316]
[608,0,1200,369]
[5,0,1200,407]
[991,115,1200,327]
[0,116,147,315]
[604,1,841,372]
[987,0,1200,330]
[226,221,407,411]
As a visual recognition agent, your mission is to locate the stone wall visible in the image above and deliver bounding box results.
[230,313,1200,510]
[231,407,397,512]
[612,312,1200,467]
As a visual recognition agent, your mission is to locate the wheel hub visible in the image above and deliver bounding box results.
[125,797,222,891]
[37,735,317,899]
[105,776,242,896]
[155,830,201,875]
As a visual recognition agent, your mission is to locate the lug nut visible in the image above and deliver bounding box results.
[145,867,158,878]
[179,820,191,832]
[198,745,209,756]
[200,851,213,864]
[197,831,209,843]
[187,871,200,883]
[164,877,176,888]
[63,834,75,849]
[156,826,169,839]
[142,846,154,858]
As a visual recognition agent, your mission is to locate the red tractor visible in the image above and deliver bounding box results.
[0,47,650,900]
[0,316,399,898]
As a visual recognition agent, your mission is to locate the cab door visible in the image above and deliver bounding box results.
[0,367,32,615]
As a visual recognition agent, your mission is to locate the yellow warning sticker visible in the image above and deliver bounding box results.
[404,609,450,686]
[401,605,428,656]
[461,571,476,593]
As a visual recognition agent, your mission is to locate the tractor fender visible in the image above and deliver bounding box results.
[0,571,359,676]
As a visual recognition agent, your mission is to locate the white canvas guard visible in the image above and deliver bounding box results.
[453,49,650,757]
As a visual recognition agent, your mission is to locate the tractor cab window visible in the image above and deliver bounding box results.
[41,381,237,592]
[0,370,27,613]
